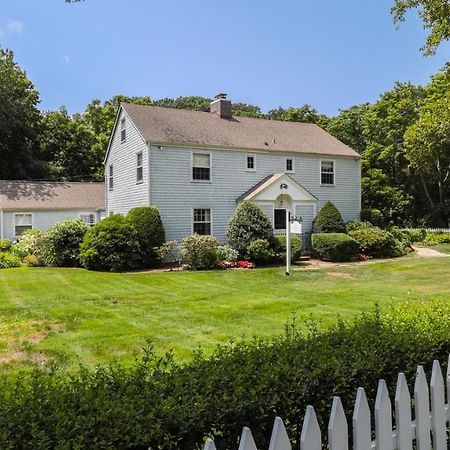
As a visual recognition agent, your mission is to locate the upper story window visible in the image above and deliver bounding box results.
[15,213,32,237]
[108,164,114,190]
[120,118,126,143]
[193,208,211,235]
[321,160,335,185]
[246,155,255,171]
[80,213,95,227]
[286,158,294,173]
[192,153,211,181]
[136,152,143,183]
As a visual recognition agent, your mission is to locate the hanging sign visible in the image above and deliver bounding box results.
[290,221,302,234]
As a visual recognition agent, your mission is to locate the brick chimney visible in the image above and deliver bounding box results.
[210,93,232,119]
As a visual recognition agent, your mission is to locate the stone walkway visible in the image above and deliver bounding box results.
[412,246,450,257]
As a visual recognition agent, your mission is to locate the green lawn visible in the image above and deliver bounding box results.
[0,254,449,371]
[429,244,450,254]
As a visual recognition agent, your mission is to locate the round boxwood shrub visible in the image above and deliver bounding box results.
[360,208,385,228]
[312,233,360,262]
[44,219,89,267]
[180,234,219,270]
[0,251,21,268]
[348,227,408,258]
[246,239,276,265]
[313,201,346,233]
[79,214,140,272]
[227,202,275,257]
[127,206,165,267]
[274,235,302,262]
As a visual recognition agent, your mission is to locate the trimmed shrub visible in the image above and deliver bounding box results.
[156,241,178,265]
[348,227,409,258]
[246,239,276,265]
[44,219,89,267]
[0,301,450,449]
[312,233,360,262]
[12,229,44,259]
[275,235,302,262]
[0,239,12,252]
[180,234,219,270]
[79,214,140,272]
[0,252,21,268]
[345,220,374,233]
[127,206,165,267]
[227,202,275,257]
[313,201,345,233]
[389,226,413,247]
[217,245,239,262]
[360,208,385,227]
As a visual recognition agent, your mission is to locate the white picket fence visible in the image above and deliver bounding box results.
[203,356,450,450]
[404,228,450,234]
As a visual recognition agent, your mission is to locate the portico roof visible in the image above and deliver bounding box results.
[237,174,318,202]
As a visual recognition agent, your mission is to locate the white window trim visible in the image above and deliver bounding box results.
[191,207,213,236]
[136,151,143,184]
[79,212,96,226]
[108,164,114,191]
[245,154,257,172]
[190,151,212,183]
[285,157,295,173]
[14,212,33,238]
[120,118,126,143]
[320,159,336,186]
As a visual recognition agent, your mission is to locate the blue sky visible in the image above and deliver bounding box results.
[1,0,449,116]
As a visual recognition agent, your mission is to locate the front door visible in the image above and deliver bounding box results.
[274,208,286,231]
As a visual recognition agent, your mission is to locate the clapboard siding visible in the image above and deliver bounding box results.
[149,145,361,242]
[105,109,149,214]
[1,210,100,240]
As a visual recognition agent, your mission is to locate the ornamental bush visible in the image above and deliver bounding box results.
[312,233,360,262]
[12,229,44,259]
[44,219,89,267]
[0,301,450,449]
[79,214,140,272]
[227,202,275,257]
[217,245,239,262]
[0,251,21,268]
[360,208,385,228]
[274,235,302,262]
[421,232,450,245]
[179,234,220,270]
[408,228,427,243]
[313,201,346,233]
[246,239,276,265]
[0,239,12,252]
[127,206,165,267]
[345,220,374,233]
[348,227,409,258]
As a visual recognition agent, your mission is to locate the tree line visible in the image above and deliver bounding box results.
[0,47,449,226]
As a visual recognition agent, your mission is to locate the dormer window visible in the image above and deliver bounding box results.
[120,118,126,143]
[246,155,256,171]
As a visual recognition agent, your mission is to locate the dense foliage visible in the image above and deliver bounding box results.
[274,235,302,262]
[179,234,220,270]
[227,202,275,257]
[44,219,88,267]
[79,214,140,272]
[0,251,21,268]
[127,206,165,267]
[313,201,346,233]
[246,239,276,265]
[312,233,360,262]
[348,227,409,258]
[0,301,450,448]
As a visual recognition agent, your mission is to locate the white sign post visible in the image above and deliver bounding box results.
[286,210,291,276]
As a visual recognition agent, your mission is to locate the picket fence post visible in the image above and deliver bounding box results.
[203,358,450,450]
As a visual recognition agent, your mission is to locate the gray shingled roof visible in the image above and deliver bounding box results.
[0,181,105,210]
[122,103,360,158]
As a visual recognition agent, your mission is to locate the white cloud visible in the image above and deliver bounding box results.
[7,19,24,35]
[63,54,71,64]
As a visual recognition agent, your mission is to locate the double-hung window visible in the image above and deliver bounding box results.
[192,153,211,181]
[136,152,143,183]
[15,213,32,237]
[246,155,255,171]
[193,209,211,235]
[80,213,95,227]
[120,118,126,143]
[321,161,335,185]
[108,165,114,190]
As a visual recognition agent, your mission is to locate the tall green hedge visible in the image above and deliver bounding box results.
[313,201,346,233]
[0,301,449,449]
[312,233,360,261]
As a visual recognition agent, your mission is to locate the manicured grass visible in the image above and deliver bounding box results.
[0,254,449,371]
[429,244,450,254]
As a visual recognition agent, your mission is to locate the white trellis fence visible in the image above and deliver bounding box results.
[204,356,450,450]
